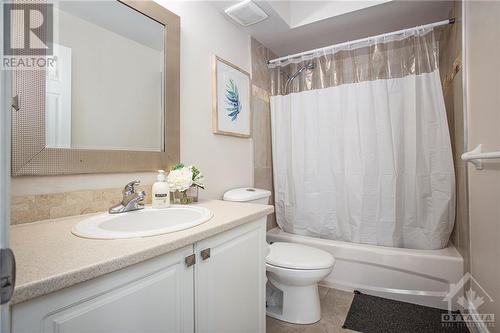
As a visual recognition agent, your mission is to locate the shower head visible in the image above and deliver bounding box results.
[285,62,316,93]
[288,67,306,82]
[288,63,315,82]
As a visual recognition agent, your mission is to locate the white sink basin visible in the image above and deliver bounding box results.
[72,205,213,239]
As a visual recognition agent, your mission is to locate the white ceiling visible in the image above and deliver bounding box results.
[210,0,454,57]
[267,0,391,28]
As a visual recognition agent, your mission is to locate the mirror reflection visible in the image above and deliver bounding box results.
[47,1,165,151]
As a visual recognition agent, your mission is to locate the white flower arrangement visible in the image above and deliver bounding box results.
[167,167,193,192]
[167,164,205,192]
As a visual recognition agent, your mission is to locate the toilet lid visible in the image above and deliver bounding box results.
[223,188,271,202]
[266,242,335,270]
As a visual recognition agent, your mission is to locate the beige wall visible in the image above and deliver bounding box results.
[155,0,253,200]
[464,1,500,330]
[11,1,253,207]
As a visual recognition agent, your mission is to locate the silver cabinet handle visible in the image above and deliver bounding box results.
[200,248,210,260]
[185,254,196,267]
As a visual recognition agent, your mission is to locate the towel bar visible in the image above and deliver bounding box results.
[461,144,500,170]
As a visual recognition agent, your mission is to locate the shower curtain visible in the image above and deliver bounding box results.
[269,27,455,250]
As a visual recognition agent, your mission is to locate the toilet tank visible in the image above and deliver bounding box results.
[223,188,271,205]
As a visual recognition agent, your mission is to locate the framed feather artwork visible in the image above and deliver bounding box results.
[212,56,251,138]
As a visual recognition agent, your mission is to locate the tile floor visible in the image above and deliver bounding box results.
[266,287,358,333]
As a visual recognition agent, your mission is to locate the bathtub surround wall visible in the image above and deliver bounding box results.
[464,1,500,329]
[438,2,469,273]
[251,38,277,230]
[10,1,253,223]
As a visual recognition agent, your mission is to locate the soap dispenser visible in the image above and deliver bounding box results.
[152,170,170,209]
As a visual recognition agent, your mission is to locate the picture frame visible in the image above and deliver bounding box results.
[212,55,251,138]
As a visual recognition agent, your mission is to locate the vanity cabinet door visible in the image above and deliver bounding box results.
[12,246,194,333]
[195,218,267,333]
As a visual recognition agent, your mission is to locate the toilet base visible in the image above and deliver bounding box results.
[266,277,321,324]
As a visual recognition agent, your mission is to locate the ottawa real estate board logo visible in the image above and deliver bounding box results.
[2,2,54,69]
[442,273,495,330]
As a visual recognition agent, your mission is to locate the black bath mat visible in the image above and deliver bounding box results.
[343,291,470,333]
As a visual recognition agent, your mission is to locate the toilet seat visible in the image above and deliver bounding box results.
[266,242,335,270]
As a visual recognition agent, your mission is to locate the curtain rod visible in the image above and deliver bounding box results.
[268,18,455,65]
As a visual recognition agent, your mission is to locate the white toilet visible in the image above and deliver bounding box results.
[223,188,336,325]
[266,242,335,324]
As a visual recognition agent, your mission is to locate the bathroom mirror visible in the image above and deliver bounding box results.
[11,0,180,176]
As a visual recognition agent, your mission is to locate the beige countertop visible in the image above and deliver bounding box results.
[10,200,273,305]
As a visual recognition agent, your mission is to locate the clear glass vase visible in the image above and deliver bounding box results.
[171,186,198,204]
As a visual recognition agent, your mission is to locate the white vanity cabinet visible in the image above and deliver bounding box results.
[12,246,195,333]
[11,218,267,333]
[195,220,267,333]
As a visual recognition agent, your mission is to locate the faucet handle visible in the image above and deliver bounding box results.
[137,191,146,201]
[123,180,140,195]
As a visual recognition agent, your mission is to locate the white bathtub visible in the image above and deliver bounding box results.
[267,227,464,310]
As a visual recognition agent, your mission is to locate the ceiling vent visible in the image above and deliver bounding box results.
[225,0,268,27]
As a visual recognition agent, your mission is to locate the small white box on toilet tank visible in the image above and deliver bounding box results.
[223,188,271,205]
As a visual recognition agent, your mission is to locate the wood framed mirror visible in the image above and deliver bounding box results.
[10,0,179,176]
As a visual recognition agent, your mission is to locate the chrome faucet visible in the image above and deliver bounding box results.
[109,180,146,214]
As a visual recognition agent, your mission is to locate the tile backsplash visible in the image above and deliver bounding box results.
[11,185,152,225]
